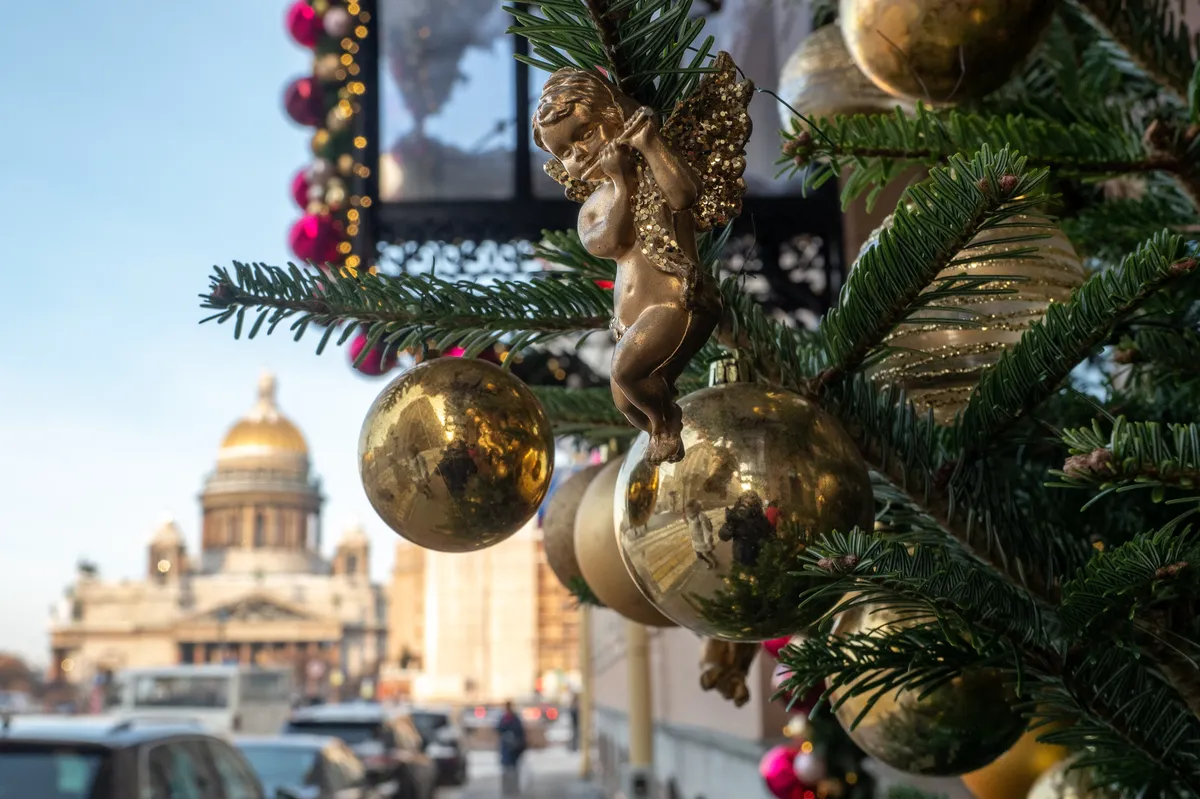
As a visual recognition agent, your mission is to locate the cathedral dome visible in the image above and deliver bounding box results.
[151,516,184,547]
[217,374,308,471]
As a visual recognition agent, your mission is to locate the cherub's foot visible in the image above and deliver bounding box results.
[699,667,720,691]
[647,431,684,464]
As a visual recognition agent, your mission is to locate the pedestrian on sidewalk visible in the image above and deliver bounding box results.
[568,693,580,751]
[496,700,527,796]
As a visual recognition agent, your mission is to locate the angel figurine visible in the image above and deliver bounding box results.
[533,53,754,464]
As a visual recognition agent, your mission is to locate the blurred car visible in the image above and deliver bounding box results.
[236,734,398,798]
[0,691,34,715]
[282,703,435,799]
[408,707,467,786]
[0,714,265,798]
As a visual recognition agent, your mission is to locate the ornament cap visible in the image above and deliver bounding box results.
[708,355,756,386]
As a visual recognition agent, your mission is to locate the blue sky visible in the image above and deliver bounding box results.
[0,1,515,664]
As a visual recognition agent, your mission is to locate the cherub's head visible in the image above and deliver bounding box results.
[533,68,626,180]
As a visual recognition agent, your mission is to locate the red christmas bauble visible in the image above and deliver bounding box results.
[349,332,397,376]
[595,279,615,289]
[290,168,311,209]
[288,214,342,265]
[760,745,804,799]
[284,77,323,127]
[285,1,323,48]
[762,637,791,660]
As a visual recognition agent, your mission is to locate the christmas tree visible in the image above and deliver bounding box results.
[207,0,1200,795]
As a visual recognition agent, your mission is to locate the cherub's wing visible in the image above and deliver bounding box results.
[543,159,597,203]
[661,51,755,231]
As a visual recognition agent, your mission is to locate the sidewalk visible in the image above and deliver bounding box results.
[449,747,605,799]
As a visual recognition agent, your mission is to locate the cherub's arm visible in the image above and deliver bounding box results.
[629,109,698,212]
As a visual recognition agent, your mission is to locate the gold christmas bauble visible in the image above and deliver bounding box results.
[777,24,913,130]
[829,600,1025,775]
[839,0,1054,102]
[575,458,675,627]
[614,377,873,641]
[1027,759,1099,799]
[311,129,331,157]
[542,463,604,592]
[962,727,1069,799]
[865,215,1087,424]
[358,358,555,553]
[314,53,344,82]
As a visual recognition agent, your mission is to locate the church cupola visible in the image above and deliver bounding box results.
[334,523,370,579]
[148,516,188,582]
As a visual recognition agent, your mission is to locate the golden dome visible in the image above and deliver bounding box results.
[218,373,308,457]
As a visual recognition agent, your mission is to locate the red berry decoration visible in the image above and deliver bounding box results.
[349,332,397,377]
[284,77,323,127]
[290,168,311,209]
[288,213,342,265]
[285,1,323,48]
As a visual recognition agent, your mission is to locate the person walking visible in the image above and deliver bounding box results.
[496,701,527,796]
[569,693,580,751]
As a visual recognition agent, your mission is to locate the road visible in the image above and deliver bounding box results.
[439,746,593,799]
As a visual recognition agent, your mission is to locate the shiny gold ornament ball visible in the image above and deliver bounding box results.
[358,358,555,553]
[777,24,913,129]
[542,463,604,592]
[1027,759,1098,799]
[614,380,873,641]
[314,53,344,82]
[839,0,1054,102]
[829,600,1025,775]
[575,459,675,627]
[962,727,1069,799]
[865,215,1087,424]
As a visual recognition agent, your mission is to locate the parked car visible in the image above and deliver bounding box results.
[0,714,265,798]
[282,703,436,799]
[236,734,399,798]
[0,691,34,715]
[408,706,468,786]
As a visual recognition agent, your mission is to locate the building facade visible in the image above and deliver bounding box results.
[47,375,387,699]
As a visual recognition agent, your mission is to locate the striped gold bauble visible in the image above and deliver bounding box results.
[862,215,1087,424]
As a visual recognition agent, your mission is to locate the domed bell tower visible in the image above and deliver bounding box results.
[199,374,325,574]
[148,517,188,583]
[333,523,370,580]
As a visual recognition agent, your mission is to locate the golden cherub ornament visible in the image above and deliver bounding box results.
[699,637,759,707]
[533,53,754,464]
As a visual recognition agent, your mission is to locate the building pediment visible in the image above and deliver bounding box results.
[189,593,319,625]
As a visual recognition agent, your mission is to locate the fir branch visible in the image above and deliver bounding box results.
[532,385,636,442]
[199,262,611,357]
[815,145,1048,384]
[567,575,606,608]
[1061,182,1199,263]
[716,276,821,386]
[781,106,1170,209]
[1054,417,1200,505]
[535,229,617,282]
[1119,327,1200,383]
[1074,0,1197,103]
[507,0,714,111]
[957,232,1198,450]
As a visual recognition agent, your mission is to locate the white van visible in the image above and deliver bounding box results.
[106,664,292,735]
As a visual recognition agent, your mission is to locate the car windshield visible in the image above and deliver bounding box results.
[238,744,318,795]
[0,746,108,799]
[284,721,378,745]
[409,712,449,744]
[132,674,232,709]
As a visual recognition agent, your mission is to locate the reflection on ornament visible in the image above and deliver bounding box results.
[777,24,911,129]
[864,215,1087,424]
[614,377,873,641]
[575,459,675,627]
[839,0,1054,102]
[284,76,324,127]
[1027,758,1097,799]
[358,358,555,552]
[380,152,405,200]
[829,600,1024,775]
[961,726,1068,799]
[541,464,603,592]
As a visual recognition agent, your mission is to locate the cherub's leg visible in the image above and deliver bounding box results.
[611,305,690,463]
[610,379,652,434]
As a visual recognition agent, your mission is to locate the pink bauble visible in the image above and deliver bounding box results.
[285,1,323,48]
[349,332,397,376]
[323,6,354,37]
[283,77,323,127]
[445,347,467,357]
[792,750,826,785]
[759,745,802,799]
[290,168,311,208]
[762,637,791,660]
[288,214,342,265]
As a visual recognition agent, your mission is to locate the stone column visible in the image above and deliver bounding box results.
[242,506,256,548]
[239,643,251,664]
